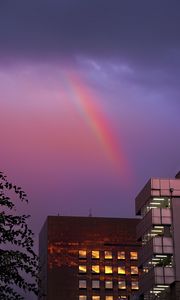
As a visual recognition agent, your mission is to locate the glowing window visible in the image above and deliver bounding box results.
[105,280,113,289]
[118,251,125,259]
[118,266,125,274]
[105,251,112,259]
[92,296,100,300]
[79,265,87,273]
[131,266,138,275]
[131,281,139,290]
[105,296,113,300]
[105,266,112,274]
[79,280,87,289]
[79,296,87,300]
[92,251,100,259]
[79,250,87,259]
[118,280,126,289]
[92,280,100,289]
[130,252,138,260]
[92,265,100,274]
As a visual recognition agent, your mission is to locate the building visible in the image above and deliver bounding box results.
[39,216,140,300]
[134,172,180,299]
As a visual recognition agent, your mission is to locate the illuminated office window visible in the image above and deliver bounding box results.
[118,266,125,274]
[118,280,126,289]
[131,281,139,290]
[79,296,87,300]
[79,250,87,259]
[118,251,125,260]
[105,280,113,289]
[118,297,127,299]
[105,296,113,300]
[131,266,138,275]
[92,251,100,259]
[92,296,100,300]
[105,251,112,259]
[79,280,87,289]
[92,280,100,289]
[79,265,87,273]
[105,266,112,274]
[130,252,138,260]
[92,265,100,274]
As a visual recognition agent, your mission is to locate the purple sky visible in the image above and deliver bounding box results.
[0,2,180,292]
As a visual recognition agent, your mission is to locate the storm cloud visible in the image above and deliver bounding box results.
[1,1,180,65]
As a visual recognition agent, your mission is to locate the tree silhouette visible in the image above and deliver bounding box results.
[0,172,38,299]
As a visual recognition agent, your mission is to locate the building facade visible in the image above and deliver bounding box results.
[39,216,140,300]
[134,173,180,300]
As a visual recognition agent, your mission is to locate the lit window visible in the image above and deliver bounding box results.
[118,297,127,299]
[92,265,100,274]
[130,252,138,260]
[79,280,87,289]
[118,251,125,260]
[105,251,112,259]
[118,266,125,274]
[92,296,100,300]
[131,266,138,275]
[92,250,100,259]
[105,266,112,274]
[105,296,113,300]
[92,280,100,289]
[79,296,87,300]
[131,281,139,290]
[118,280,126,289]
[105,280,113,289]
[79,265,87,273]
[79,250,87,259]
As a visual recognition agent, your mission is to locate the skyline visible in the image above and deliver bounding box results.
[0,0,180,256]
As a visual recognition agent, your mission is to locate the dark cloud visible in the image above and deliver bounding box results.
[1,0,180,66]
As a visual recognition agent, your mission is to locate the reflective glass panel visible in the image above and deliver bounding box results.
[118,266,125,274]
[131,266,138,274]
[92,280,100,289]
[79,280,87,289]
[92,265,100,273]
[105,251,112,259]
[130,252,138,260]
[105,266,112,274]
[105,280,113,289]
[79,265,87,273]
[79,250,87,259]
[131,281,139,290]
[92,251,100,259]
[79,296,87,300]
[118,251,125,259]
[118,280,126,289]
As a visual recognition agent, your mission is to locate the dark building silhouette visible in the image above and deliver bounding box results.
[39,216,140,300]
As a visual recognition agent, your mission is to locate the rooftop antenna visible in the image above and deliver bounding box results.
[88,208,92,217]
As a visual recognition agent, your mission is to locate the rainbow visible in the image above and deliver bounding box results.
[62,71,130,175]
